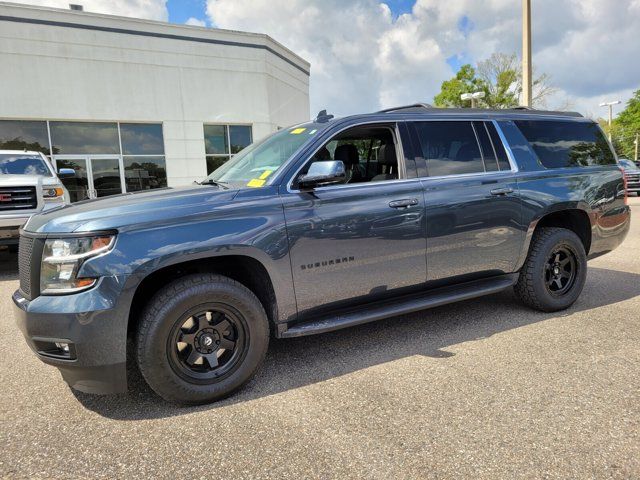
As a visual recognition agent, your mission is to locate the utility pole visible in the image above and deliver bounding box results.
[635,132,639,162]
[522,0,532,107]
[599,100,621,141]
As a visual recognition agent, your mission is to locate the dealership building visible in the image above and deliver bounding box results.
[0,2,310,201]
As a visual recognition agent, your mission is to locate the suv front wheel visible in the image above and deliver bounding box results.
[514,227,587,312]
[136,274,269,405]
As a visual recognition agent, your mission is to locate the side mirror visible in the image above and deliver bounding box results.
[298,160,346,190]
[57,168,75,179]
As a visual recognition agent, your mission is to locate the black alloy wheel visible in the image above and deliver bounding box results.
[168,306,246,382]
[544,246,578,296]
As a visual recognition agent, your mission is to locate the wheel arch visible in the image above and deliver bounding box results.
[516,206,593,271]
[126,254,279,343]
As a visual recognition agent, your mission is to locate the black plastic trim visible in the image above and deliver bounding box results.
[279,274,518,338]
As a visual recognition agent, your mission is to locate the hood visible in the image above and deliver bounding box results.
[0,174,44,187]
[24,185,239,233]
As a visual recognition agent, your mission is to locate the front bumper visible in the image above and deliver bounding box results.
[12,275,133,394]
[0,215,31,244]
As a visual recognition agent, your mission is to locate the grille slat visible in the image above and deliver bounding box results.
[0,186,37,211]
[18,236,34,298]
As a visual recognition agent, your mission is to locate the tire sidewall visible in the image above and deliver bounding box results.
[137,276,269,405]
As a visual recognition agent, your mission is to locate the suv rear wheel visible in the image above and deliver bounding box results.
[136,274,269,405]
[514,227,587,312]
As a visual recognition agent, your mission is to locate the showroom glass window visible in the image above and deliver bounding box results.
[120,123,167,192]
[0,120,51,154]
[204,124,253,174]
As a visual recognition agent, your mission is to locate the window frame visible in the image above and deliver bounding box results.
[409,119,518,180]
[286,121,411,193]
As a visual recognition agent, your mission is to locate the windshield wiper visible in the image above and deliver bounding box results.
[198,179,229,189]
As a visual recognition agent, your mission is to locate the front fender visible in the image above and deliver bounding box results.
[79,190,297,323]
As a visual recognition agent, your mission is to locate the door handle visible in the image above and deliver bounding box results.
[388,198,419,209]
[490,187,514,196]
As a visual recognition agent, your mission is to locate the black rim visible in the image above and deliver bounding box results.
[168,305,246,382]
[544,245,577,296]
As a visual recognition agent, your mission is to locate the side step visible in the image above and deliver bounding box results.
[280,274,518,338]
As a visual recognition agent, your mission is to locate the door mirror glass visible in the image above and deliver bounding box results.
[298,160,346,189]
[57,168,75,179]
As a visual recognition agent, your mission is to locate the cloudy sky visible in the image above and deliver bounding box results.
[15,0,640,118]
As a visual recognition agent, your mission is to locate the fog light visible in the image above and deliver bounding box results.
[32,338,76,359]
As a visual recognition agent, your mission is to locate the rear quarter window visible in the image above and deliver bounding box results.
[515,120,616,168]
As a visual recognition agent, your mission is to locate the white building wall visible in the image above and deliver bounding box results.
[0,1,310,186]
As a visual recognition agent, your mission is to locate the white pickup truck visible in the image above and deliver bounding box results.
[0,150,72,250]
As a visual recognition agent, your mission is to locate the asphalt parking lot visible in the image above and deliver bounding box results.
[1,198,639,479]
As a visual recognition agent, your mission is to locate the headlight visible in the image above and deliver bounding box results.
[43,186,65,201]
[40,235,115,294]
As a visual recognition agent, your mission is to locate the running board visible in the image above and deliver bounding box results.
[280,274,518,338]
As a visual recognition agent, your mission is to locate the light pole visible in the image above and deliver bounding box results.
[461,91,486,108]
[522,0,532,107]
[599,100,621,141]
[634,132,639,162]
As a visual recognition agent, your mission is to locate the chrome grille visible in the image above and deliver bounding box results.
[18,235,34,298]
[0,186,37,211]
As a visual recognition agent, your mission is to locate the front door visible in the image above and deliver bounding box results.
[281,123,427,317]
[54,156,123,201]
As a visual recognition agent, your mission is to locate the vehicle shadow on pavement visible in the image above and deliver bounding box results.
[0,250,18,281]
[70,265,639,420]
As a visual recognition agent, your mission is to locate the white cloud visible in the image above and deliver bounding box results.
[207,0,640,118]
[11,0,168,21]
[185,17,206,27]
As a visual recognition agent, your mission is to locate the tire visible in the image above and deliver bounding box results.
[136,273,269,405]
[514,227,587,312]
[7,244,18,253]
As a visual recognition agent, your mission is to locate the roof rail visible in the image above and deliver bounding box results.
[510,106,534,110]
[378,103,433,113]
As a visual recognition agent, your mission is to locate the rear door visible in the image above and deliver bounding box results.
[408,120,523,282]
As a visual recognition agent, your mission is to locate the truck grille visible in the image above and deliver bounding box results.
[625,172,640,184]
[19,235,34,298]
[0,186,37,211]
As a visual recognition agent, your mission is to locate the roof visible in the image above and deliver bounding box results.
[378,104,584,118]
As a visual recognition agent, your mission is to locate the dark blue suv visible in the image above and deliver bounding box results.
[13,105,630,404]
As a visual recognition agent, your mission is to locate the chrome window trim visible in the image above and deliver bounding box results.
[286,120,409,193]
[490,120,520,173]
[285,118,521,192]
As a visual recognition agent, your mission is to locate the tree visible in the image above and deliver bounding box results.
[433,53,557,109]
[611,90,640,159]
[433,64,488,108]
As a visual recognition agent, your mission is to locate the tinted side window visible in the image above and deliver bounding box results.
[413,121,484,176]
[473,121,498,172]
[515,120,616,168]
[486,122,512,171]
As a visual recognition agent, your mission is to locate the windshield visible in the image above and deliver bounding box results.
[620,159,639,170]
[203,124,323,188]
[0,154,52,176]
